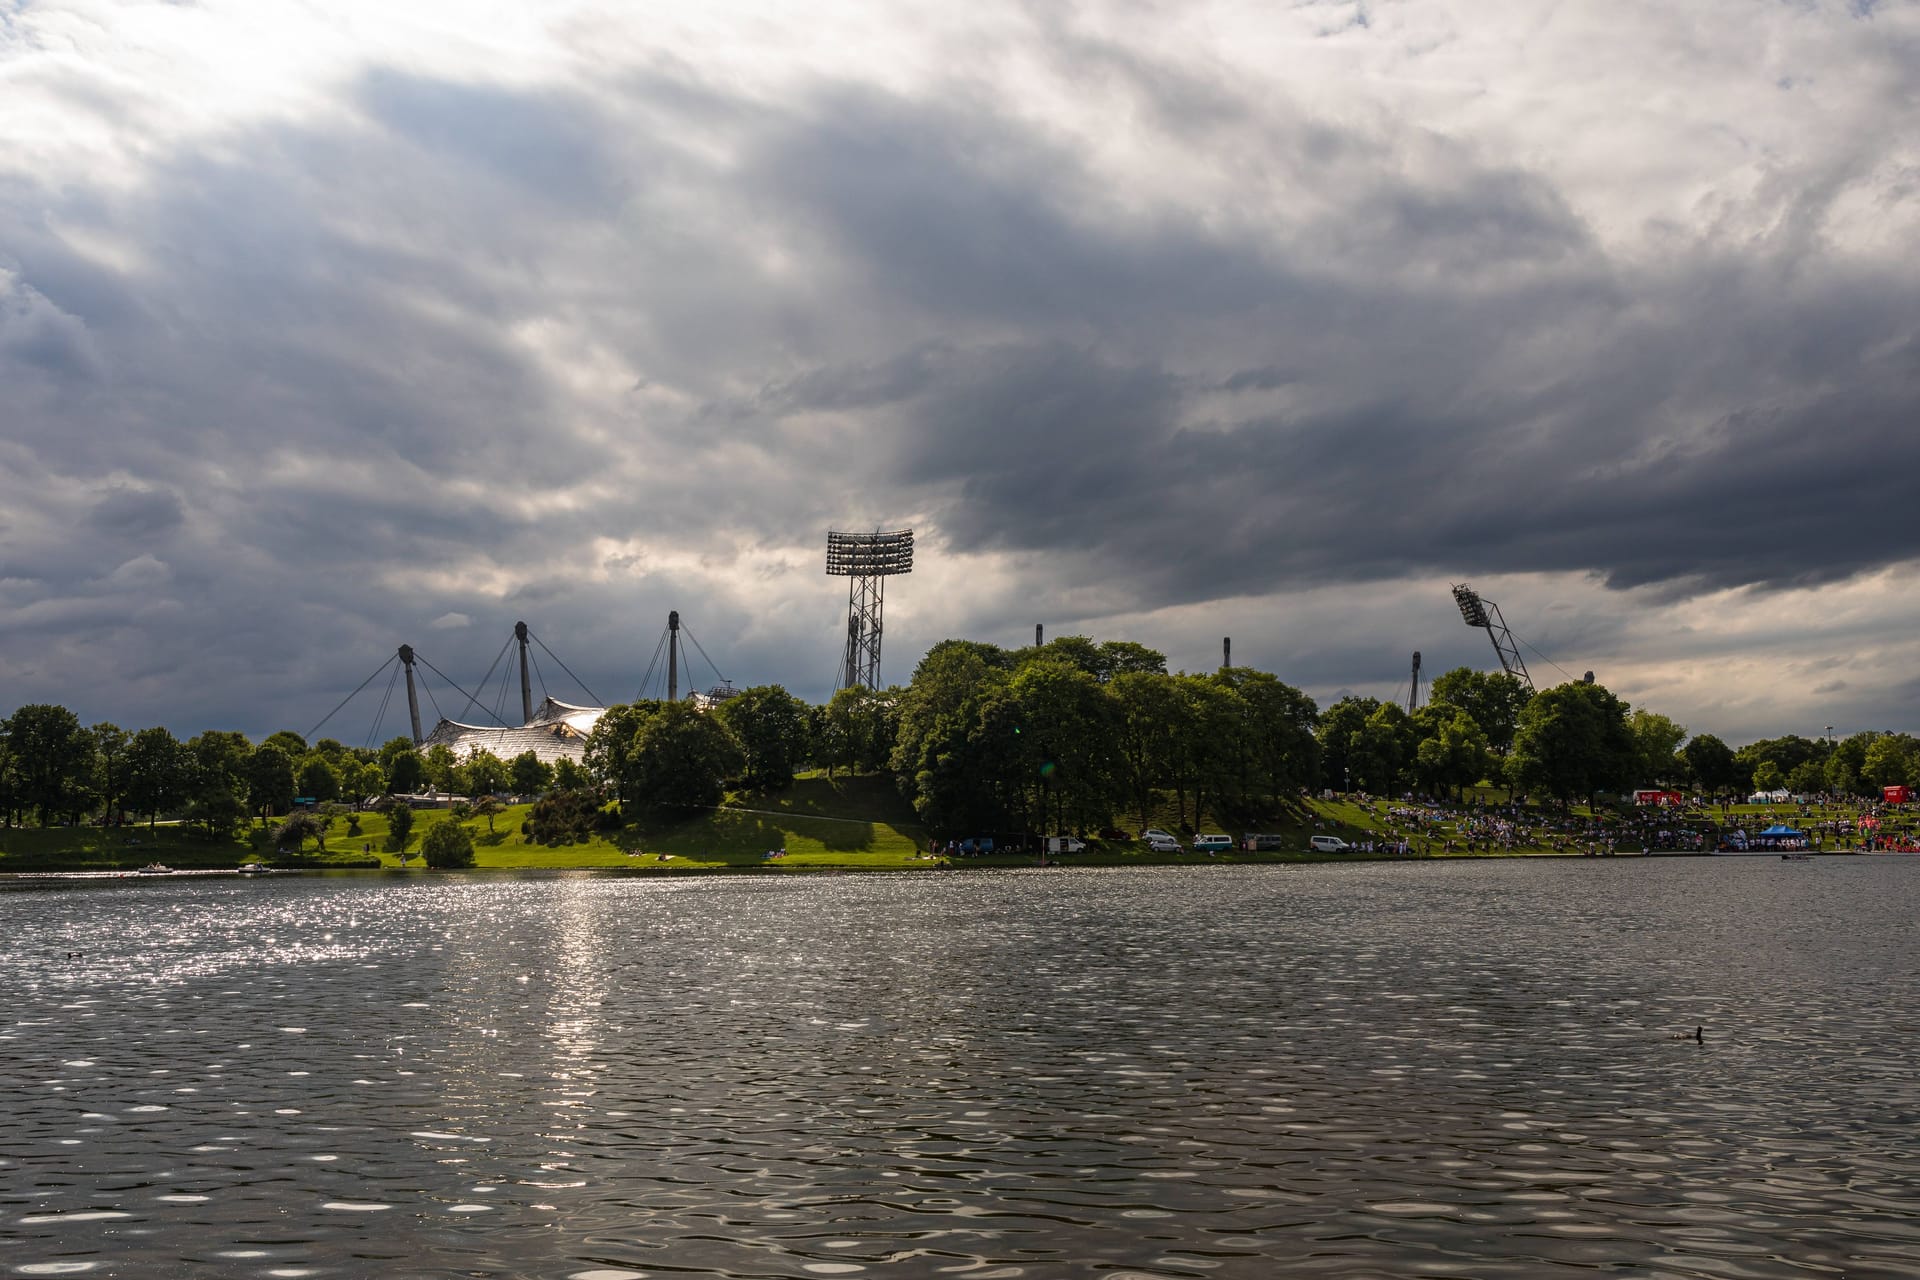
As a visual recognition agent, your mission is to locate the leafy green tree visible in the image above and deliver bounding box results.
[1317,696,1380,793]
[509,750,552,795]
[421,817,476,868]
[551,756,587,790]
[1681,733,1740,795]
[1213,669,1320,813]
[472,795,504,833]
[1010,660,1123,834]
[423,744,459,791]
[89,723,130,824]
[296,754,341,802]
[464,750,509,796]
[1629,711,1688,786]
[262,730,308,759]
[1111,671,1180,834]
[1166,675,1237,830]
[714,685,811,789]
[1428,668,1530,757]
[1352,703,1418,794]
[584,703,658,805]
[7,704,90,825]
[627,702,745,810]
[183,731,251,838]
[892,643,1006,827]
[245,744,297,825]
[1751,761,1786,794]
[125,726,185,829]
[1863,735,1918,789]
[1504,681,1637,808]
[1823,753,1861,797]
[275,811,323,853]
[1735,735,1824,787]
[816,685,897,777]
[377,797,415,852]
[1786,760,1826,794]
[386,748,427,795]
[1415,707,1493,801]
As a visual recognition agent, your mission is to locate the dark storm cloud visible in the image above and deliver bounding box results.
[1,4,1917,737]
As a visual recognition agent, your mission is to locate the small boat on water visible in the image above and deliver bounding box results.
[1780,852,1815,862]
[236,863,270,875]
[136,863,173,875]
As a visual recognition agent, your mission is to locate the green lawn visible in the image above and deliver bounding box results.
[10,777,1850,874]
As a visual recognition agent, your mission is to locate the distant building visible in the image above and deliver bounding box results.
[421,697,605,765]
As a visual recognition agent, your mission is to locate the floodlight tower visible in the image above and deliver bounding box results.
[827,528,914,690]
[1451,583,1534,693]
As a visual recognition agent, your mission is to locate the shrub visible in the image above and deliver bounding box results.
[527,788,604,846]
[420,818,476,869]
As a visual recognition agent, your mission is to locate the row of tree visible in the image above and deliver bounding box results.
[0,708,571,833]
[9,636,1920,834]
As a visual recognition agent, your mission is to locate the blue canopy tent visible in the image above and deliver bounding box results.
[1756,823,1809,850]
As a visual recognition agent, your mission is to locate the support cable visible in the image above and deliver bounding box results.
[529,631,604,707]
[365,660,402,749]
[679,623,729,688]
[636,626,671,702]
[307,652,399,741]
[1515,635,1578,684]
[415,655,505,726]
[465,634,515,725]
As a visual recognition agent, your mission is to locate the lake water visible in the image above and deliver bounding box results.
[3,859,1917,1279]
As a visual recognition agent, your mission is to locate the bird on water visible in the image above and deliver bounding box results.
[1669,1025,1704,1042]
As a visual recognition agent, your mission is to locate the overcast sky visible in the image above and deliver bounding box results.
[3,0,1917,746]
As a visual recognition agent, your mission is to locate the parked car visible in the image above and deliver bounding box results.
[1308,835,1351,853]
[1045,836,1086,854]
[1192,834,1233,853]
[1142,828,1176,843]
[1145,835,1183,853]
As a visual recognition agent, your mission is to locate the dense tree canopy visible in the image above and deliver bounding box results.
[1505,681,1638,808]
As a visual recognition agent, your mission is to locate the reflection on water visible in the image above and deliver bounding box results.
[2,860,1917,1278]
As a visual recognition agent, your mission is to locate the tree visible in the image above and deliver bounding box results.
[1863,735,1918,789]
[1786,760,1826,795]
[125,726,185,829]
[1681,733,1740,795]
[552,756,587,790]
[584,703,658,805]
[509,750,552,796]
[1629,711,1688,786]
[1352,703,1418,795]
[377,798,415,852]
[1414,708,1493,801]
[185,731,252,839]
[472,795,504,833]
[296,754,341,803]
[715,685,811,789]
[8,704,90,825]
[1213,669,1320,813]
[262,730,309,759]
[386,748,427,795]
[1317,696,1380,793]
[1111,671,1180,834]
[1428,668,1530,757]
[275,811,323,853]
[464,750,509,796]
[626,702,745,810]
[245,743,296,823]
[91,722,130,824]
[1504,681,1637,808]
[423,744,459,791]
[1009,660,1123,834]
[817,685,896,778]
[1750,761,1786,794]
[421,817,476,868]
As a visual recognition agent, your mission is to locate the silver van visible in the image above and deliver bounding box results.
[1309,835,1351,854]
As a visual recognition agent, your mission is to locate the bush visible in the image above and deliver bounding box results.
[420,818,476,869]
[527,788,604,846]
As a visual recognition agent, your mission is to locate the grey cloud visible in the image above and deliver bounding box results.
[1,13,1917,739]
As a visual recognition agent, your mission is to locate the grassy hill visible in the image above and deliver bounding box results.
[2,772,1862,873]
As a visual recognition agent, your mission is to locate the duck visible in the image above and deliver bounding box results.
[1668,1025,1704,1043]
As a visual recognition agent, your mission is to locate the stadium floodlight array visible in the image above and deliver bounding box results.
[828,529,914,691]
[826,529,915,577]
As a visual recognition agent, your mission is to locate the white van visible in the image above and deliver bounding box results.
[1309,835,1351,854]
[1192,834,1233,853]
[1045,836,1086,854]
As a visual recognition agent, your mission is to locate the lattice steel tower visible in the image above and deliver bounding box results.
[1451,583,1534,693]
[828,529,914,690]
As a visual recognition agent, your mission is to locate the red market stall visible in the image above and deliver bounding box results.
[1885,785,1911,804]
